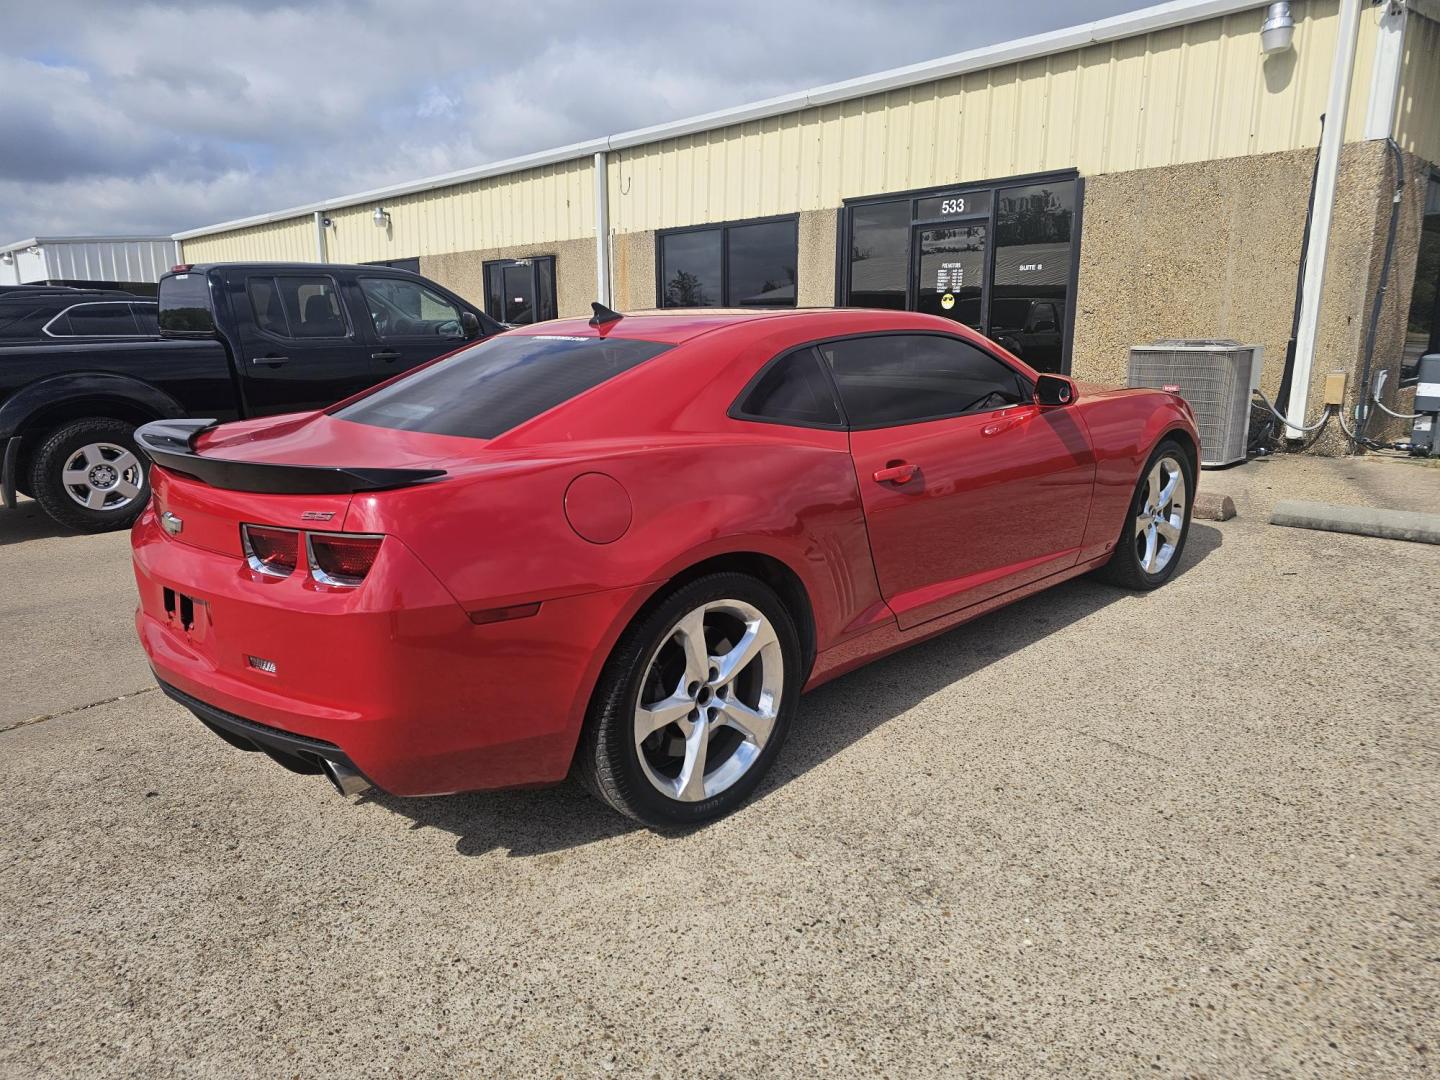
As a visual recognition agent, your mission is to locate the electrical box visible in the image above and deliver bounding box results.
[1323,371,1347,407]
[1411,353,1440,457]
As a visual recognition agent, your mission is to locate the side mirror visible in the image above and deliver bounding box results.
[1034,373,1077,407]
[460,311,482,340]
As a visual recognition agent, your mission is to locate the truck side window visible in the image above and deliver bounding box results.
[247,277,289,337]
[359,277,463,341]
[246,275,349,340]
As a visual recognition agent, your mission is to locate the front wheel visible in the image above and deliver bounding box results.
[1097,438,1194,590]
[28,417,150,533]
[577,572,801,829]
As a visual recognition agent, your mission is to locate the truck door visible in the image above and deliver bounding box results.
[230,271,378,414]
[350,273,472,375]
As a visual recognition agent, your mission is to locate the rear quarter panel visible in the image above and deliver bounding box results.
[1074,388,1199,560]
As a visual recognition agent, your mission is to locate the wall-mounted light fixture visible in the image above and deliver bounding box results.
[320,216,334,228]
[372,206,391,228]
[1260,1,1295,54]
[1,251,13,264]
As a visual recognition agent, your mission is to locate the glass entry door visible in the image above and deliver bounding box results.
[483,256,556,325]
[912,223,986,330]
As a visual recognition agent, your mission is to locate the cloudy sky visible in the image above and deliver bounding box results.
[3,0,1149,242]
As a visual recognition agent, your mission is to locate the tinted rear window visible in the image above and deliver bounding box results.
[333,333,672,439]
[159,272,215,334]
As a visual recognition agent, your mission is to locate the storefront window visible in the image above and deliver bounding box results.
[990,182,1075,373]
[659,218,797,308]
[483,256,557,325]
[848,201,910,310]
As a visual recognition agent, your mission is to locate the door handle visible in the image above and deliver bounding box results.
[982,409,1035,437]
[371,350,402,362]
[253,354,288,367]
[872,462,917,485]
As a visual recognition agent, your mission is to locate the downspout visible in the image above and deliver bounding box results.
[312,211,329,263]
[1283,0,1363,438]
[593,151,612,306]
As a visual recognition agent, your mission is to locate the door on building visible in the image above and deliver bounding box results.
[840,173,1078,374]
[912,222,987,330]
[484,257,557,325]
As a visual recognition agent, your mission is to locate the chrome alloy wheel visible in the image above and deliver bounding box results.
[633,599,784,803]
[1134,454,1187,575]
[61,442,145,512]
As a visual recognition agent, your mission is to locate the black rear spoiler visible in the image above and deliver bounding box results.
[135,418,446,495]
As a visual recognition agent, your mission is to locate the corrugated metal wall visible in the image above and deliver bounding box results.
[1394,13,1440,165]
[180,159,594,265]
[181,217,316,263]
[317,158,595,263]
[42,239,179,283]
[608,0,1378,232]
[180,0,1409,259]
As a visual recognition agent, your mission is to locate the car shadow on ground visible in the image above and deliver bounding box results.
[363,523,1223,858]
[0,499,83,547]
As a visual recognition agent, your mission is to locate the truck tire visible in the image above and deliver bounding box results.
[28,417,151,533]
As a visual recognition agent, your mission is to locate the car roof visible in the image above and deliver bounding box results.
[505,307,952,346]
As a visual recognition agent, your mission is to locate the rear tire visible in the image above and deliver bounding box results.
[28,418,150,533]
[1097,438,1194,591]
[577,572,801,829]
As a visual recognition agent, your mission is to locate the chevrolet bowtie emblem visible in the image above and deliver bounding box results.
[160,511,183,536]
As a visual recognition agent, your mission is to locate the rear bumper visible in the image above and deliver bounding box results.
[157,675,363,774]
[133,505,648,796]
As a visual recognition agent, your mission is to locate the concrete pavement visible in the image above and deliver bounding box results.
[1,458,1436,1078]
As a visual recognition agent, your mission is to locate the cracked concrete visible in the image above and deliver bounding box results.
[1,456,1437,1078]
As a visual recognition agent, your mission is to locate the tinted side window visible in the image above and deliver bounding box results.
[130,303,160,335]
[736,348,843,428]
[819,334,1029,428]
[359,277,463,340]
[278,276,348,339]
[247,277,289,336]
[50,303,141,337]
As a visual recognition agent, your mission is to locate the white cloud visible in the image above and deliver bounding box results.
[1,0,1147,239]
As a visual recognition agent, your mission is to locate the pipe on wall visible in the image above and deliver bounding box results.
[593,151,611,306]
[312,211,329,263]
[1283,0,1362,438]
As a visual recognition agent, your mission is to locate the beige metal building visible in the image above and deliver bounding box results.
[175,0,1440,440]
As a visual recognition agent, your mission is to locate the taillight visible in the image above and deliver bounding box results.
[241,524,299,577]
[307,533,382,587]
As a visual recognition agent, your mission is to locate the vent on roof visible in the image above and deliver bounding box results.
[1128,340,1263,468]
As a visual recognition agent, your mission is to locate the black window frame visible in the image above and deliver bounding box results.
[729,330,1035,433]
[834,168,1083,375]
[656,214,800,309]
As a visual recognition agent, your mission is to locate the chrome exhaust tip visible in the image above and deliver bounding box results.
[320,758,372,797]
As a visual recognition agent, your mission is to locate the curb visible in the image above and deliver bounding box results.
[1269,499,1440,545]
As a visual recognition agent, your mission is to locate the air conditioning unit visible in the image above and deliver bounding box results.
[1127,340,1263,468]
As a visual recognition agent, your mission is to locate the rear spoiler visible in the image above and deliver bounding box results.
[135,418,446,495]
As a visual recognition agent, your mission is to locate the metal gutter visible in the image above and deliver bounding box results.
[1,235,174,253]
[172,0,1275,241]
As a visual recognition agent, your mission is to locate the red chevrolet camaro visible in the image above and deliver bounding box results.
[132,307,1198,827]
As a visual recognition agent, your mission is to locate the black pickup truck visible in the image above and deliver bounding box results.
[1,263,502,531]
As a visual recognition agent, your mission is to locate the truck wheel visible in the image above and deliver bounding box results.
[28,418,150,533]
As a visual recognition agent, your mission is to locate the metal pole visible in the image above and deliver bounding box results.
[1284,0,1362,438]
